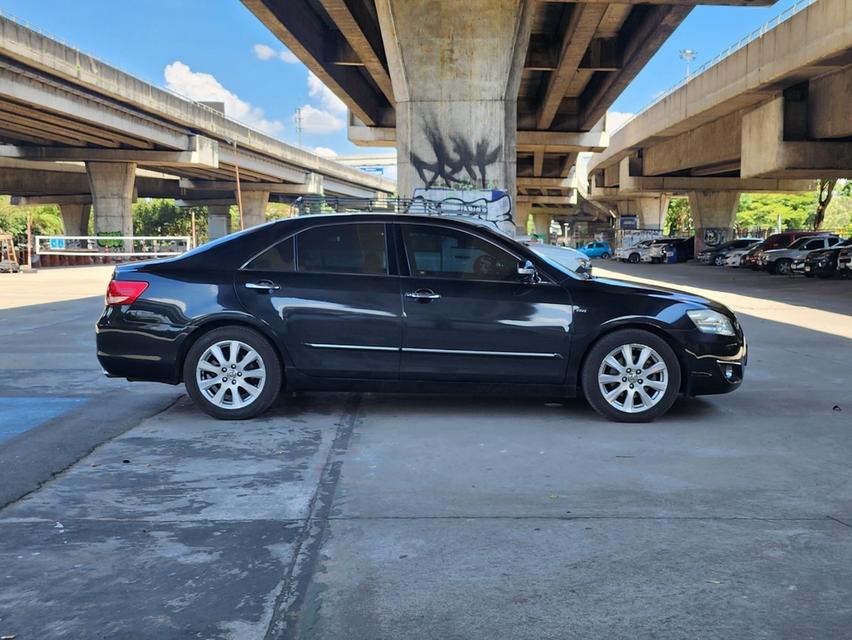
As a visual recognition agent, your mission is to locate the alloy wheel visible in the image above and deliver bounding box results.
[196,340,267,409]
[597,343,669,414]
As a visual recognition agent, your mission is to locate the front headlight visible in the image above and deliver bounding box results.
[687,309,735,336]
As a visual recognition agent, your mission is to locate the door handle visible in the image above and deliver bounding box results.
[405,288,441,301]
[245,280,280,291]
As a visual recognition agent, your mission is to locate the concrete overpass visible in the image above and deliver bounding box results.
[0,15,394,238]
[241,0,775,236]
[588,0,851,248]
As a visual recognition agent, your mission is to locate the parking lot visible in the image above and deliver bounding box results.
[1,261,851,639]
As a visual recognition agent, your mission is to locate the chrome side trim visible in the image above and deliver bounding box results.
[305,343,399,352]
[402,347,562,359]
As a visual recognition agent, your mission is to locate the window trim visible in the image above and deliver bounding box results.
[397,221,554,285]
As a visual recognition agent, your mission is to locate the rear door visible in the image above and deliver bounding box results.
[396,222,572,383]
[236,221,401,379]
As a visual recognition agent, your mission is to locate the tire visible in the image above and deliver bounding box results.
[628,253,640,264]
[183,325,282,420]
[816,269,835,280]
[772,259,792,276]
[581,329,681,423]
[601,252,610,259]
[714,255,725,266]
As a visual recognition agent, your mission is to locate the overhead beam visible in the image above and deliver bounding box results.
[517,129,608,153]
[547,0,774,4]
[536,3,607,130]
[518,177,576,190]
[240,0,389,126]
[0,136,219,168]
[318,0,394,104]
[579,4,691,131]
[579,38,621,71]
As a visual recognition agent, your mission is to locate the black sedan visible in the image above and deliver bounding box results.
[697,238,761,266]
[97,214,746,423]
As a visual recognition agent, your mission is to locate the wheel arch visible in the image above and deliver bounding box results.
[176,314,290,385]
[577,321,689,394]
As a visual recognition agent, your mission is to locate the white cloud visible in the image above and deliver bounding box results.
[294,105,344,134]
[279,48,299,64]
[164,61,284,136]
[607,111,634,133]
[253,43,300,64]
[312,146,338,158]
[307,71,346,114]
[253,44,276,60]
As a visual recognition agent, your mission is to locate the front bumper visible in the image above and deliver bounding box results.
[678,329,747,397]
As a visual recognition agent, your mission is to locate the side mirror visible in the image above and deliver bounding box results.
[517,260,540,283]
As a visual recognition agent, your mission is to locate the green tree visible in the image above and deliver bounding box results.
[664,198,693,235]
[133,199,207,240]
[0,196,63,244]
[735,192,816,233]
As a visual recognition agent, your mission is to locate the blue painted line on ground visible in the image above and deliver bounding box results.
[0,397,87,443]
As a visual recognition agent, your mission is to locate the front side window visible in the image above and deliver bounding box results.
[401,224,519,282]
[297,223,387,275]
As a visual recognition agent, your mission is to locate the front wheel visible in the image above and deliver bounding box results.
[714,255,725,266]
[184,325,282,420]
[628,253,640,264]
[581,329,681,423]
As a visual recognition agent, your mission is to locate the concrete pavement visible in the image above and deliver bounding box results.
[1,262,851,638]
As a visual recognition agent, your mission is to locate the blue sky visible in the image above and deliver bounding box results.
[0,0,799,156]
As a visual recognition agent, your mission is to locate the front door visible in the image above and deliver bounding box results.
[236,221,401,379]
[397,223,572,383]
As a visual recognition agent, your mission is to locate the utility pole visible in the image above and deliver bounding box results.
[294,107,303,148]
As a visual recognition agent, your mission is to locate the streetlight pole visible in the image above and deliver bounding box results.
[679,49,697,79]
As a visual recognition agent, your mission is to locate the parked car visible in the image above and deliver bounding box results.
[741,231,828,270]
[97,214,746,423]
[642,238,680,263]
[802,237,852,278]
[615,239,655,264]
[526,242,592,276]
[662,237,695,263]
[759,235,841,275]
[838,244,852,274]
[697,238,761,266]
[578,241,612,259]
[724,249,750,267]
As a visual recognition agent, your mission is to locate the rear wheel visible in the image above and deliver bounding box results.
[184,326,282,420]
[601,252,611,259]
[581,329,681,423]
[713,255,725,266]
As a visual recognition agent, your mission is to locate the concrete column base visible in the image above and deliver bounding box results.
[86,162,136,237]
[207,204,231,241]
[240,191,269,229]
[688,191,740,254]
[515,202,531,237]
[59,203,91,236]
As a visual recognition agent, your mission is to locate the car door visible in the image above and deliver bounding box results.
[396,222,572,383]
[235,221,401,379]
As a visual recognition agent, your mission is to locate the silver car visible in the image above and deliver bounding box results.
[759,235,841,275]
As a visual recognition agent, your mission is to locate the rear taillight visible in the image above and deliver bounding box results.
[106,280,148,306]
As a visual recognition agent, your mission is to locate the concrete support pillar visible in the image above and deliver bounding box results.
[618,196,669,230]
[515,201,531,237]
[240,191,269,228]
[688,191,740,254]
[532,213,551,242]
[378,0,531,215]
[59,203,91,236]
[86,162,136,236]
[207,204,231,241]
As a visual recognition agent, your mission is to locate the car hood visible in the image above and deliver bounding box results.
[589,276,729,314]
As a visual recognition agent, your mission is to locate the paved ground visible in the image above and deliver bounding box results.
[0,262,851,639]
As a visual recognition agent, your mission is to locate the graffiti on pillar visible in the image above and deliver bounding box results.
[411,188,515,237]
[410,117,502,190]
[703,228,730,248]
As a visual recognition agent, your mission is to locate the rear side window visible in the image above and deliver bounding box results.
[803,239,824,250]
[297,223,387,275]
[244,236,295,271]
